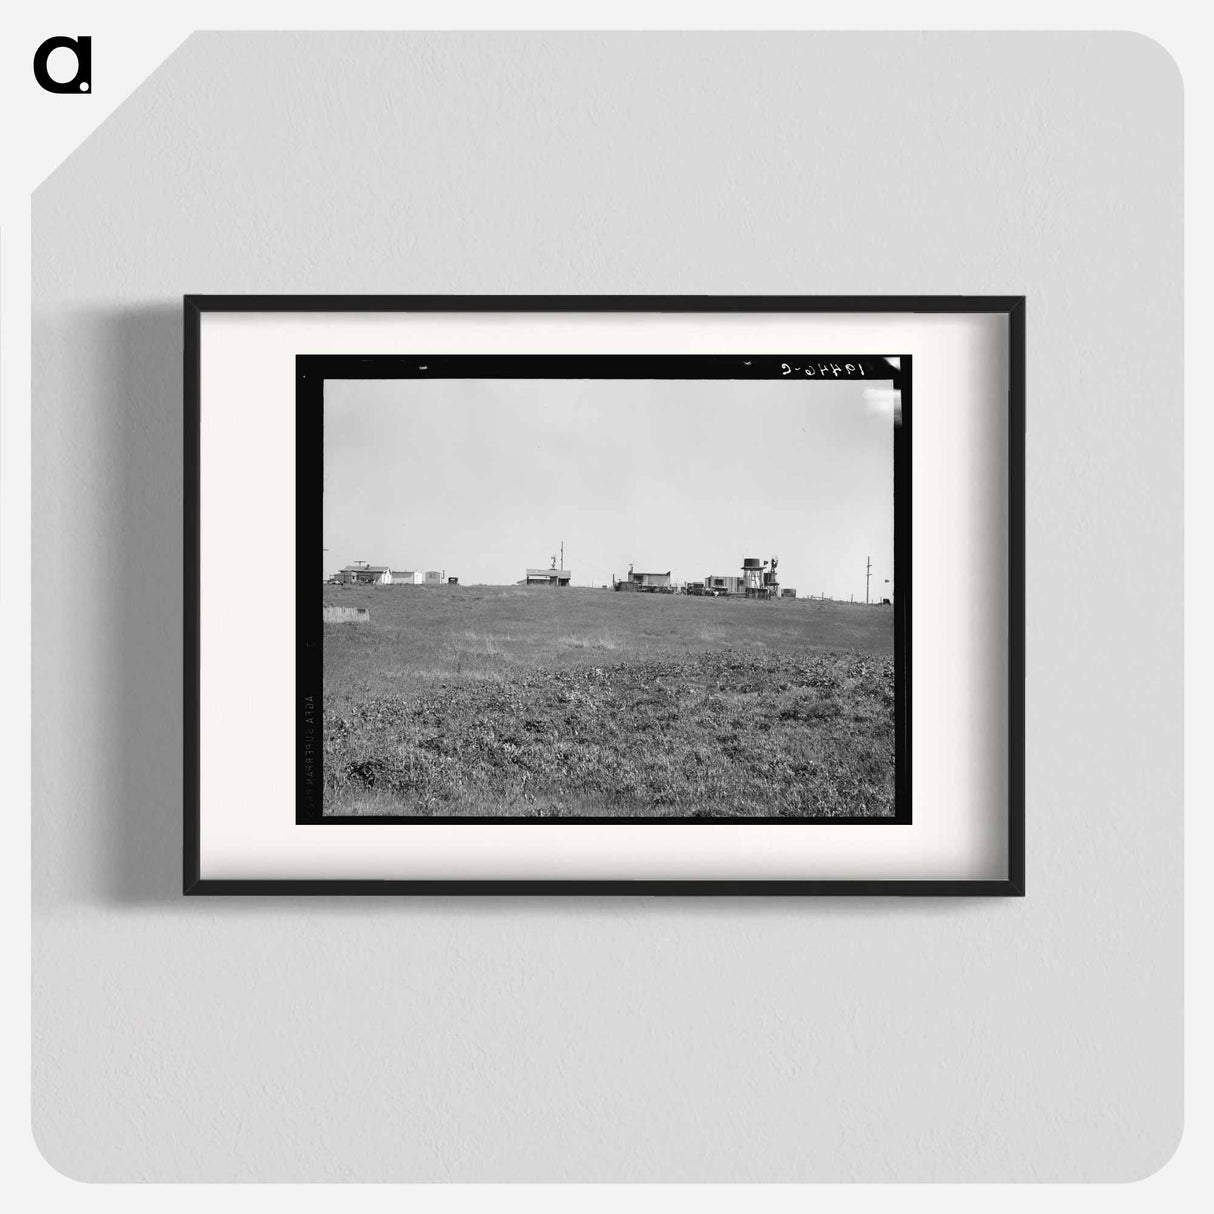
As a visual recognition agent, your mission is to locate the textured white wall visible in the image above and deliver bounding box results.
[31,32,1182,1181]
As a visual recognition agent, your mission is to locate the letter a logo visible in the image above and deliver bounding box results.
[34,36,92,94]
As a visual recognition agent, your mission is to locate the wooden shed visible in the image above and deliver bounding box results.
[526,567,571,587]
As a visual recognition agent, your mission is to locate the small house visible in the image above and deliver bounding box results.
[616,570,672,593]
[390,570,419,586]
[338,564,392,586]
[526,567,572,587]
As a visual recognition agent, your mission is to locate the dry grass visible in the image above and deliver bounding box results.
[322,585,896,818]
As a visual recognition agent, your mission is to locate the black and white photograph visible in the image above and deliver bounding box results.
[299,354,910,822]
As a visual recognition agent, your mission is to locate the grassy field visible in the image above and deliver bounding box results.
[321,585,896,818]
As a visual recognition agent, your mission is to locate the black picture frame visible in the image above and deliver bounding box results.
[184,295,1025,896]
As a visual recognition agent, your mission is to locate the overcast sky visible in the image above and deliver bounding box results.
[324,376,897,598]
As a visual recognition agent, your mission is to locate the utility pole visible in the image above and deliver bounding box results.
[560,539,564,570]
[866,555,872,605]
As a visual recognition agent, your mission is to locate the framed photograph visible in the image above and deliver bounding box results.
[185,296,1024,894]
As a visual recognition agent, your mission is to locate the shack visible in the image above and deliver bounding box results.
[337,563,391,586]
[705,574,742,596]
[615,569,673,593]
[526,567,571,587]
